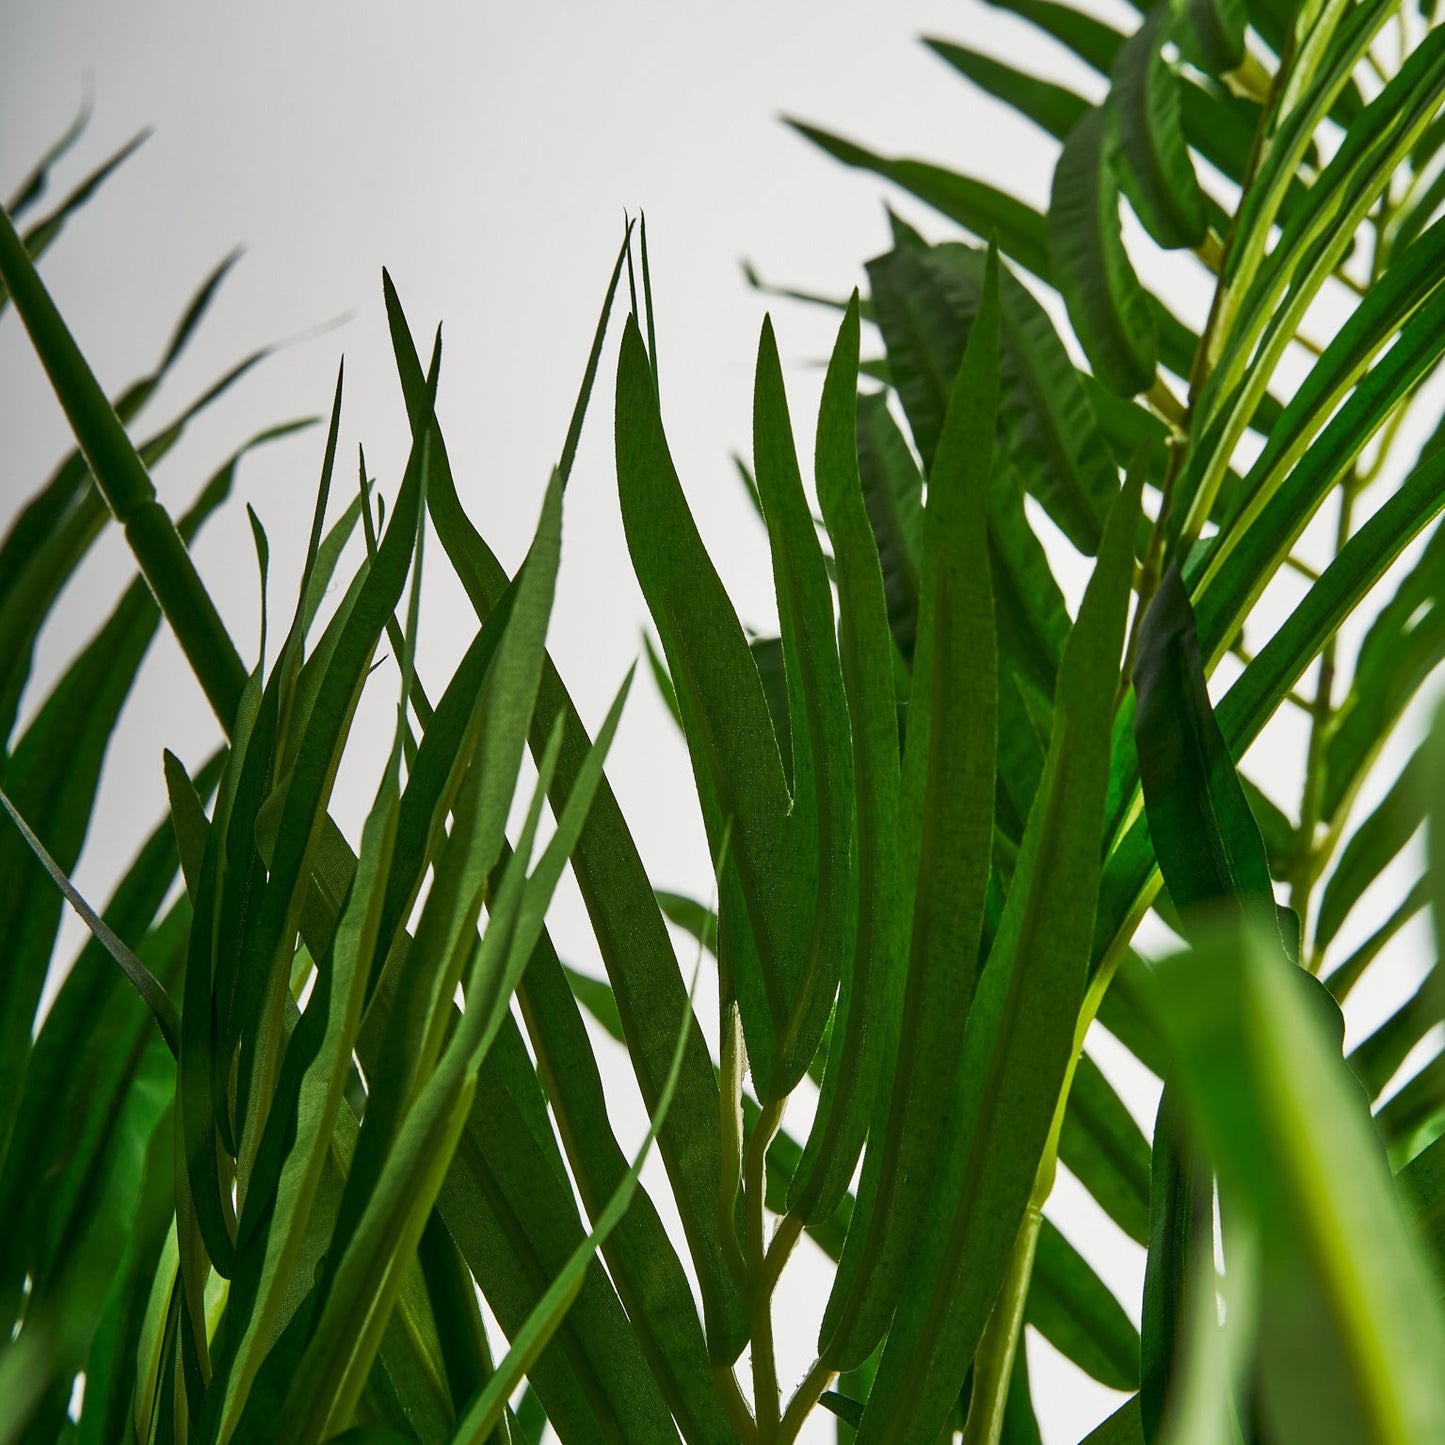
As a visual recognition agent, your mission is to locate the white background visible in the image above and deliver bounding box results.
[2,3,1438,1441]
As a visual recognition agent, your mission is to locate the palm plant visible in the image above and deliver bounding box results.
[5,0,1445,1438]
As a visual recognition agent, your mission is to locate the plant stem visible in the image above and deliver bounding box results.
[715,1363,759,1441]
[958,948,1121,1445]
[779,1356,838,1443]
[746,1096,786,1436]
[959,1205,1042,1445]
[764,1213,803,1295]
[0,201,248,731]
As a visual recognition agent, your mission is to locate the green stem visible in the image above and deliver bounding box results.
[959,1205,1042,1445]
[746,1097,786,1436]
[779,1355,837,1443]
[0,200,248,731]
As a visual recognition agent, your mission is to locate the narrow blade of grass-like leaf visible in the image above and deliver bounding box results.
[855,392,922,663]
[0,789,180,1054]
[1321,523,1445,824]
[749,313,857,1091]
[924,38,1090,140]
[786,120,1053,279]
[451,957,705,1445]
[5,91,92,217]
[0,129,150,313]
[386,270,746,1358]
[517,927,733,1443]
[1139,1088,1212,1442]
[859,460,1143,1438]
[1316,742,1429,952]
[1133,561,1277,926]
[866,240,1120,552]
[616,312,795,1094]
[790,295,904,1222]
[822,248,1002,1369]
[977,0,1124,73]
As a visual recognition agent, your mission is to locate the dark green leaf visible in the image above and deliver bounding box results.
[822,249,1001,1370]
[859,457,1143,1437]
[1058,1051,1152,1246]
[1316,742,1429,952]
[924,38,1090,140]
[1049,108,1158,397]
[1108,9,1207,250]
[1028,1217,1141,1390]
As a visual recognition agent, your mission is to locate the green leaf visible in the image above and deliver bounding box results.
[1139,1088,1211,1442]
[979,0,1124,73]
[855,393,922,663]
[6,91,92,218]
[1322,523,1445,824]
[1193,23,1445,537]
[0,461,235,1185]
[1397,1130,1445,1294]
[0,789,180,1055]
[1134,561,1276,924]
[1096,950,1169,1076]
[615,312,797,1096]
[858,450,1144,1438]
[1240,773,1298,879]
[1152,921,1445,1444]
[1187,216,1445,605]
[1050,107,1158,397]
[786,120,1053,280]
[790,296,906,1222]
[0,199,250,728]
[1058,1051,1152,1246]
[1028,1217,1141,1390]
[1094,445,1445,994]
[821,248,1001,1369]
[387,271,745,1357]
[924,38,1090,141]
[0,129,150,314]
[450,957,704,1445]
[208,657,410,1433]
[749,313,857,1091]
[1108,8,1207,250]
[516,930,733,1443]
[1323,876,1428,1006]
[1316,741,1429,952]
[1348,971,1440,1102]
[867,241,1120,555]
[1080,1396,1145,1443]
[1171,0,1246,75]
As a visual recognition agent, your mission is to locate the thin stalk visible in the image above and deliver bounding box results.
[959,1205,1043,1445]
[745,1096,786,1436]
[715,1363,758,1442]
[779,1356,838,1443]
[763,1213,803,1295]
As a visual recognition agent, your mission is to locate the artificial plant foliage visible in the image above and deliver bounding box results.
[6,0,1445,1438]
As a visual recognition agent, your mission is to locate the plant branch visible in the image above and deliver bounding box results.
[745,1096,786,1436]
